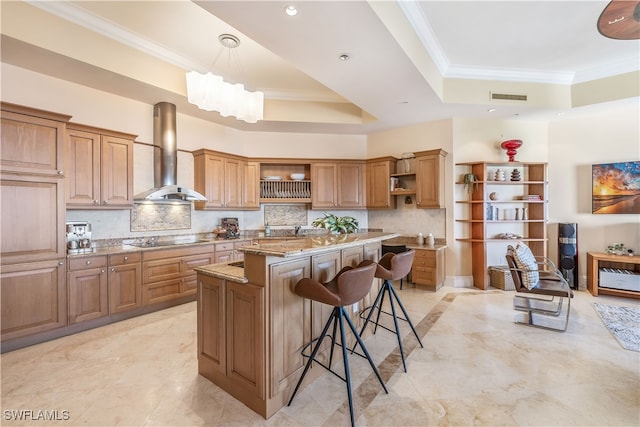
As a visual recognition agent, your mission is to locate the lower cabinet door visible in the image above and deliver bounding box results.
[269,258,311,397]
[109,263,142,313]
[198,275,226,376]
[69,266,108,324]
[226,281,264,398]
[1,259,66,341]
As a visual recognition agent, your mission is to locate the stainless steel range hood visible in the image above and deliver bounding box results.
[134,102,207,202]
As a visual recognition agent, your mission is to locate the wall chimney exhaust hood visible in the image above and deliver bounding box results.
[134,102,207,203]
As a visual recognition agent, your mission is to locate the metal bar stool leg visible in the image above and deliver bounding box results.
[288,308,337,407]
[388,280,423,348]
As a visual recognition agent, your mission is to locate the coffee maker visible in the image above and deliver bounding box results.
[66,221,92,253]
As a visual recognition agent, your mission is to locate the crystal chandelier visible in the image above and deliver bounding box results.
[186,34,264,124]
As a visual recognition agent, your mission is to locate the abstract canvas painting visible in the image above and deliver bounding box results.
[592,161,640,214]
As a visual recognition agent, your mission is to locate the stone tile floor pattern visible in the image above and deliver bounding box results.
[1,284,639,426]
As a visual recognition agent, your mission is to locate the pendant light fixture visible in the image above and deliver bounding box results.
[186,34,264,123]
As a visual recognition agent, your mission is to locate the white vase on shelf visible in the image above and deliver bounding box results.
[494,169,506,181]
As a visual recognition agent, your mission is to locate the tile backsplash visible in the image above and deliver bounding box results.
[131,203,191,231]
[264,205,307,226]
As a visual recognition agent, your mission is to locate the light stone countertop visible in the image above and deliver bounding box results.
[195,232,399,283]
[238,232,398,257]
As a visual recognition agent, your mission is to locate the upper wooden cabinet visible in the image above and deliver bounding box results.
[243,161,260,209]
[0,103,70,177]
[415,149,447,209]
[311,161,365,209]
[193,149,257,210]
[65,124,135,209]
[366,157,396,209]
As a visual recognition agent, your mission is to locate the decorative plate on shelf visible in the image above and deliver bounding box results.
[262,176,282,180]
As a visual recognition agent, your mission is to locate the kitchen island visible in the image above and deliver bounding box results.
[194,232,398,419]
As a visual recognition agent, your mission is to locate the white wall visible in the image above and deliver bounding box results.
[547,98,640,283]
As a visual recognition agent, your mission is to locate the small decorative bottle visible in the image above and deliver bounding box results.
[265,222,271,236]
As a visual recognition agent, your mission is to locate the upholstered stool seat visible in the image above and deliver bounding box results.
[357,249,423,372]
[287,262,387,427]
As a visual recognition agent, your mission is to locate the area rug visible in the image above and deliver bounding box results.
[593,303,640,352]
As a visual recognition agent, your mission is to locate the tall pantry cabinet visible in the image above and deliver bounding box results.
[0,103,70,342]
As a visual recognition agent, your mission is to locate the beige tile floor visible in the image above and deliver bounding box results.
[2,284,639,426]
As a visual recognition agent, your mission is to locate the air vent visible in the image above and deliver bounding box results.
[491,93,528,101]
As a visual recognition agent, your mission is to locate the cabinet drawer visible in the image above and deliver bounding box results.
[183,253,214,274]
[143,278,182,305]
[413,250,435,268]
[69,256,108,271]
[412,266,436,284]
[109,252,141,266]
[142,244,214,261]
[144,258,182,283]
[215,242,234,251]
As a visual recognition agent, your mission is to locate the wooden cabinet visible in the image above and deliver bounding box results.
[456,161,548,290]
[243,161,260,209]
[310,162,336,208]
[269,258,311,397]
[226,280,264,397]
[587,252,640,299]
[415,149,447,208]
[68,255,108,324]
[1,259,67,341]
[214,241,248,264]
[198,275,226,376]
[0,103,69,177]
[411,247,446,291]
[109,252,142,314]
[65,124,135,209]
[193,149,255,210]
[0,174,66,264]
[197,239,384,419]
[367,157,396,209]
[1,104,69,344]
[311,161,365,209]
[197,275,265,405]
[142,244,214,305]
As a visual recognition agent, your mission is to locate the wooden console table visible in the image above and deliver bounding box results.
[586,252,640,299]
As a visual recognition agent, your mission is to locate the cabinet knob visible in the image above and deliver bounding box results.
[101,269,105,274]
[124,256,128,261]
[94,200,99,204]
[57,170,63,175]
[58,261,64,266]
[103,200,108,204]
[111,267,115,272]
[86,260,91,265]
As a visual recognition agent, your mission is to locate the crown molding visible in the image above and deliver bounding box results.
[27,0,203,72]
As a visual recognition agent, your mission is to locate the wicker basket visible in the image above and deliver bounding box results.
[489,265,515,291]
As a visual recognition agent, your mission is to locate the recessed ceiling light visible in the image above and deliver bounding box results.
[338,53,350,61]
[284,5,297,16]
[487,108,496,113]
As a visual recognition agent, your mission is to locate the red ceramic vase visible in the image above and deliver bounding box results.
[500,139,523,162]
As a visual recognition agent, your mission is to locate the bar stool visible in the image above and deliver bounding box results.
[287,262,388,427]
[381,244,408,289]
[357,249,423,372]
